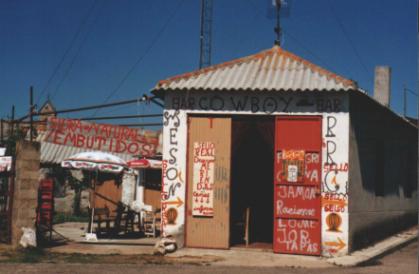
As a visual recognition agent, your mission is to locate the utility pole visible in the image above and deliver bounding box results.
[29,86,34,142]
[199,0,213,69]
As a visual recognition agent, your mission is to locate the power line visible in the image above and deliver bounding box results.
[246,0,336,71]
[79,113,162,121]
[326,0,369,76]
[406,88,418,97]
[282,31,331,70]
[36,0,99,105]
[93,0,186,117]
[50,0,104,101]
[18,97,147,121]
[18,113,162,123]
[118,123,163,127]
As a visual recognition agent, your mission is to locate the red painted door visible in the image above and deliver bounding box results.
[274,116,322,255]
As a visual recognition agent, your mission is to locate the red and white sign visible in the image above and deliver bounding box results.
[192,142,215,217]
[276,219,320,254]
[127,158,162,169]
[44,117,159,157]
[274,116,322,255]
[0,156,12,172]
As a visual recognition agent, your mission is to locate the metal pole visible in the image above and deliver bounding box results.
[118,123,163,127]
[199,0,205,69]
[29,86,34,142]
[274,0,281,46]
[0,119,3,145]
[18,96,152,121]
[403,84,407,117]
[78,113,163,121]
[416,0,419,267]
[10,105,15,138]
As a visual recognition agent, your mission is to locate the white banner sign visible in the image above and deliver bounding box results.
[0,156,12,172]
[192,142,215,217]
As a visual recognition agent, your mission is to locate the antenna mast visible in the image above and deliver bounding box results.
[274,0,282,46]
[199,0,213,69]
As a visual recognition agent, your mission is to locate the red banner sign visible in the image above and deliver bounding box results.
[44,117,159,157]
[275,219,320,255]
[275,185,320,219]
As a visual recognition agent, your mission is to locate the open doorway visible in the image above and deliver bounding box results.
[230,116,275,249]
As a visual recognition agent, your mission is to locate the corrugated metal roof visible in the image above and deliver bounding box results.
[153,46,357,94]
[37,131,162,165]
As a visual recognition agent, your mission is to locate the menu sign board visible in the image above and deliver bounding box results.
[192,142,215,217]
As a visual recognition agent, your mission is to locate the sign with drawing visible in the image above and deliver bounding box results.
[192,141,215,216]
[277,150,305,183]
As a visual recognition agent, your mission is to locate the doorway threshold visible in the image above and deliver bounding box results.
[231,242,273,252]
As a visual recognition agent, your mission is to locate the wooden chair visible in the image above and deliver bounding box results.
[143,210,156,237]
[143,209,161,238]
[112,202,137,236]
[88,207,112,236]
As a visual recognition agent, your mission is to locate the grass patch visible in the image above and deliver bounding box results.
[0,248,221,266]
[0,247,49,263]
[63,253,105,264]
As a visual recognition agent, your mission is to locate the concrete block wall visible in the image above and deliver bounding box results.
[11,141,40,247]
[348,93,417,251]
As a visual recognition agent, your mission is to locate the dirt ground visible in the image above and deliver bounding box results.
[0,241,417,274]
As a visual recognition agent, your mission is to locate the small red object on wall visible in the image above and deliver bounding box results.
[37,179,54,240]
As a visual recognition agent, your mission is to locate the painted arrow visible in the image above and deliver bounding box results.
[162,197,184,208]
[322,198,347,207]
[325,237,346,251]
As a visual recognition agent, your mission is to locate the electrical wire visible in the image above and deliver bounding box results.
[282,30,333,71]
[92,0,186,117]
[406,88,418,97]
[327,0,369,76]
[50,0,105,101]
[246,0,336,72]
[36,0,99,106]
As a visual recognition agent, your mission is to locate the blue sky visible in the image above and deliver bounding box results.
[0,0,417,124]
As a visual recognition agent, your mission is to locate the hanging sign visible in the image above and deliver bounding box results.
[0,156,12,172]
[192,141,215,217]
[44,117,159,157]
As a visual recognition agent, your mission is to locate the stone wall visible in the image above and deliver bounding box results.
[11,141,40,247]
[54,189,89,214]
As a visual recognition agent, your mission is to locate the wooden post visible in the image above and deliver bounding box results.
[244,207,250,247]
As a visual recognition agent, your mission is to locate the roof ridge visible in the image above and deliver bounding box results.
[276,47,356,88]
[157,47,277,87]
[155,46,357,90]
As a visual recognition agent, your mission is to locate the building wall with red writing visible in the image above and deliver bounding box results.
[161,90,351,257]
